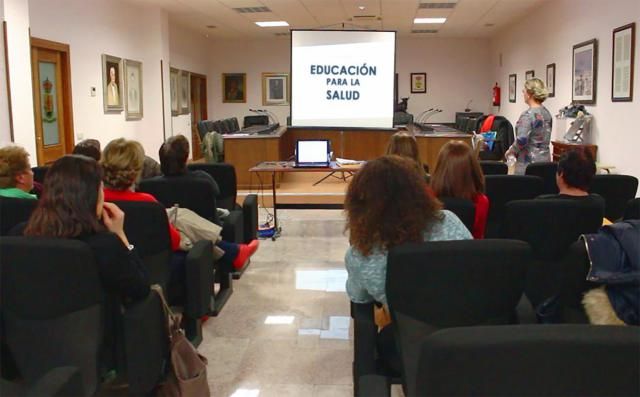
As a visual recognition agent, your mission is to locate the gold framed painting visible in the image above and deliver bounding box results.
[102,54,123,112]
[262,72,289,106]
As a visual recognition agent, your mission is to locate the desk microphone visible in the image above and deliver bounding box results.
[465,100,472,112]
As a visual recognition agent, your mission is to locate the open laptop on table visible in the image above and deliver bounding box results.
[294,139,331,168]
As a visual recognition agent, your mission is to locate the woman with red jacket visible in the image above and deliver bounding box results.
[431,141,489,239]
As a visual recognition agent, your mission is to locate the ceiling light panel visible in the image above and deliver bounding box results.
[414,17,447,24]
[255,21,289,27]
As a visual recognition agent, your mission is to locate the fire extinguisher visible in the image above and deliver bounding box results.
[492,82,501,106]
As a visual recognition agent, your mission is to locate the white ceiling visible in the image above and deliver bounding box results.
[129,0,548,39]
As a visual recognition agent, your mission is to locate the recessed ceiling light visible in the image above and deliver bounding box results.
[414,17,447,24]
[358,5,365,10]
[255,21,289,27]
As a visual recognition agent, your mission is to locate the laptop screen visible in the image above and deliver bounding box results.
[296,140,330,166]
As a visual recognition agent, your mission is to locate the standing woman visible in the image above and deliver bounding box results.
[505,78,553,174]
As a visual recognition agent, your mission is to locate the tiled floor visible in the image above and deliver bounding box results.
[199,210,356,397]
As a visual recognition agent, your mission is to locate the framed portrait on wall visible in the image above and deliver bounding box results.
[262,72,289,106]
[123,59,143,120]
[546,63,556,97]
[179,70,190,114]
[223,73,246,103]
[525,70,535,80]
[410,73,427,93]
[572,38,598,104]
[509,74,517,103]
[612,22,635,102]
[102,54,123,112]
[170,68,179,116]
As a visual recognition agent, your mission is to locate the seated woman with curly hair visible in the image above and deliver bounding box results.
[344,155,471,374]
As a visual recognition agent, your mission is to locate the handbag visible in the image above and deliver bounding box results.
[152,285,210,397]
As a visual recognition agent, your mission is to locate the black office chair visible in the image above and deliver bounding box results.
[439,197,475,235]
[385,239,529,397]
[484,175,544,238]
[589,174,639,221]
[188,163,258,244]
[0,237,167,396]
[243,115,269,128]
[623,197,640,220]
[0,366,84,396]
[0,197,38,235]
[504,199,603,321]
[113,200,225,323]
[479,160,507,175]
[230,117,240,132]
[525,161,559,194]
[413,325,640,397]
[476,115,514,161]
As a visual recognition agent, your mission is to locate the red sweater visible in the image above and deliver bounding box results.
[104,188,181,252]
[472,193,489,239]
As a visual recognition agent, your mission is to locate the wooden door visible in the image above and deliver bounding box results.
[31,38,74,165]
[190,73,207,160]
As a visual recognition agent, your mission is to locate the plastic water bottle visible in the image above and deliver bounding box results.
[506,154,516,168]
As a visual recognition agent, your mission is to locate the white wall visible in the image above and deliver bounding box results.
[168,21,212,154]
[491,0,640,187]
[27,0,171,160]
[3,0,35,158]
[208,37,492,125]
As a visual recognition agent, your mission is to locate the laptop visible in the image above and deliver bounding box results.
[295,139,331,168]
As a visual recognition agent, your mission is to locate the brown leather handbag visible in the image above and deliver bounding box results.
[152,285,210,397]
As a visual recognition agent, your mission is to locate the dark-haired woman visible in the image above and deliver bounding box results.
[22,155,149,302]
[344,155,471,374]
[431,141,489,239]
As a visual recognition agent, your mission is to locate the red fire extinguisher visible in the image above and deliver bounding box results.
[492,82,501,106]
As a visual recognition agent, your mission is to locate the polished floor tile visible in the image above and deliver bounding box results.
[199,210,376,396]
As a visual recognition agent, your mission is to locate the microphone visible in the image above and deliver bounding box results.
[465,100,472,112]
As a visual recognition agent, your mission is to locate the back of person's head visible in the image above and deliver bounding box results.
[0,145,31,189]
[159,135,189,176]
[101,138,145,190]
[25,155,103,238]
[72,139,101,161]
[431,141,484,200]
[386,132,423,173]
[524,78,549,103]
[345,155,442,256]
[557,148,596,191]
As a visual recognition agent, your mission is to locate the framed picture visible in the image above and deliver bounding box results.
[222,73,246,103]
[170,68,179,116]
[123,59,143,120]
[102,54,123,112]
[546,63,556,97]
[262,72,289,106]
[572,38,598,104]
[509,74,517,103]
[525,70,535,80]
[612,22,635,102]
[179,70,190,114]
[410,73,427,93]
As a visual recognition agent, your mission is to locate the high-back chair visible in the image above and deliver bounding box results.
[439,197,475,235]
[479,160,507,175]
[525,161,559,195]
[1,237,103,396]
[484,175,544,238]
[589,174,639,220]
[624,197,640,220]
[243,115,269,128]
[188,163,258,243]
[504,199,603,320]
[415,325,640,397]
[386,239,530,396]
[113,200,225,328]
[0,197,37,235]
[139,177,218,222]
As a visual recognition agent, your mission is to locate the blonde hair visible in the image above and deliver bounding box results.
[386,132,424,175]
[0,145,31,188]
[524,78,549,103]
[101,138,145,190]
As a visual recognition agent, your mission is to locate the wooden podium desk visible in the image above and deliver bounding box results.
[224,126,471,189]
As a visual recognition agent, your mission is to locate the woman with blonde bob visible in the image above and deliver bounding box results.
[344,155,471,374]
[505,78,553,174]
[431,141,489,239]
